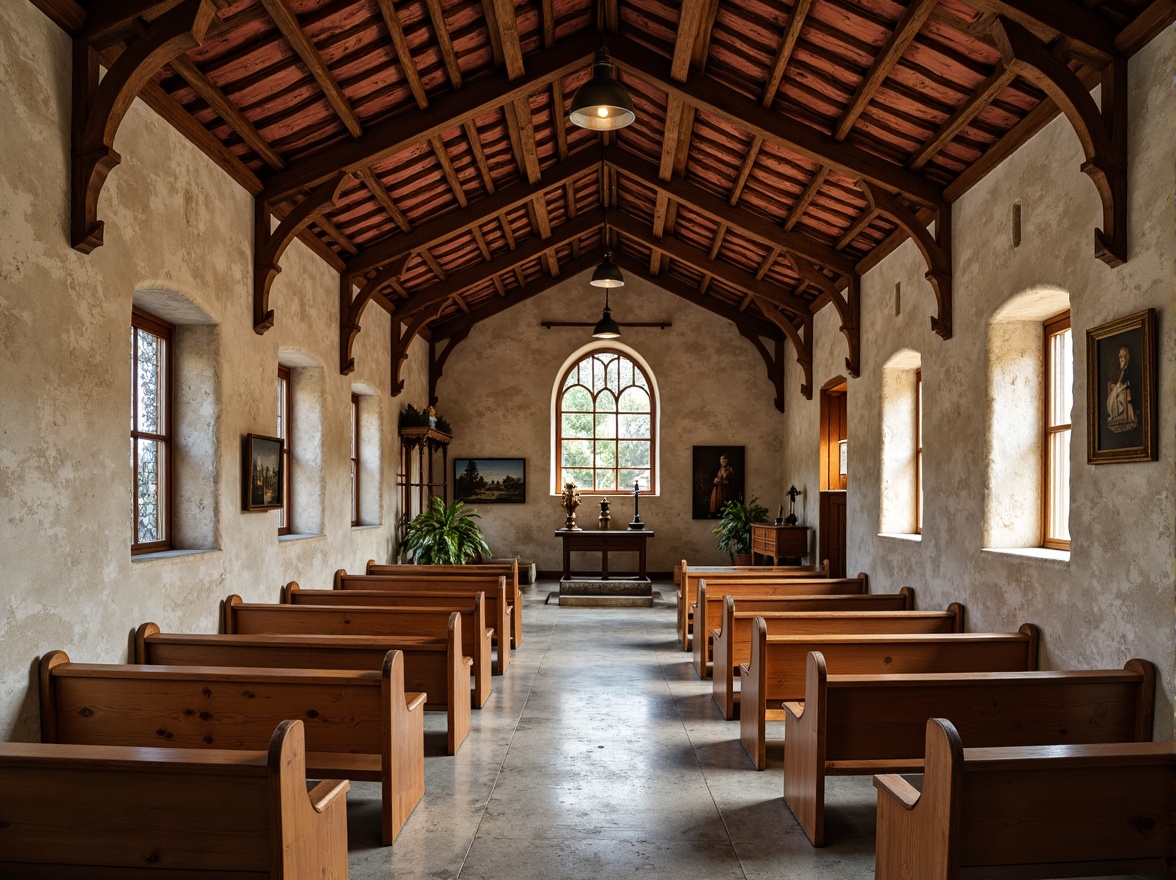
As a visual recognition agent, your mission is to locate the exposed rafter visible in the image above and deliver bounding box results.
[992,16,1128,266]
[70,0,216,253]
[391,307,442,396]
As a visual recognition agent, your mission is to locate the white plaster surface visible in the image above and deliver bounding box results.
[780,26,1176,738]
[0,3,402,740]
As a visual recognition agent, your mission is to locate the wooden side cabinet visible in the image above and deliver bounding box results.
[751,524,810,565]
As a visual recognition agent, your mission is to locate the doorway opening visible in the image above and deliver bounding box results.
[819,377,848,578]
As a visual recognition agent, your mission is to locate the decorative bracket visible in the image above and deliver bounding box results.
[428,329,471,406]
[860,181,953,339]
[752,298,813,401]
[791,256,860,378]
[340,255,410,374]
[254,171,349,334]
[71,0,216,252]
[992,17,1127,267]
[390,308,441,397]
[737,327,787,413]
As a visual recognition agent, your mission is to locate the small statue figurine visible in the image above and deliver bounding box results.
[785,485,800,526]
[598,497,611,530]
[559,482,582,531]
[775,505,785,526]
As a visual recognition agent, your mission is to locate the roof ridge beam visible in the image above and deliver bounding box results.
[260,31,598,203]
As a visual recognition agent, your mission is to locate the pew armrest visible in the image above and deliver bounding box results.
[783,700,803,719]
[873,773,920,809]
[308,778,351,813]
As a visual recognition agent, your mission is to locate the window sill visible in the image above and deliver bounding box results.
[279,532,325,543]
[878,532,922,543]
[981,546,1070,567]
[132,548,220,565]
[351,523,383,531]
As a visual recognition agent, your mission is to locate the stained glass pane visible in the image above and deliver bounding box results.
[135,328,163,434]
[563,385,592,411]
[562,412,593,437]
[618,440,649,468]
[136,438,164,544]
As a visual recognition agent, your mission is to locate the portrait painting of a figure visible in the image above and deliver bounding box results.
[692,446,745,519]
[1087,309,1155,464]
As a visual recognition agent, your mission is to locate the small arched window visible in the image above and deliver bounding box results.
[556,349,656,494]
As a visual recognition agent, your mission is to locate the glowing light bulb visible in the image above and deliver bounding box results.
[597,106,609,118]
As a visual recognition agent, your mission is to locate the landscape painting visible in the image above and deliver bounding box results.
[454,458,526,504]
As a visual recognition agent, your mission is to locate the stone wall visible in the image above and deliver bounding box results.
[779,27,1176,738]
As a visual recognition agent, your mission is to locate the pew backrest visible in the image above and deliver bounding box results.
[873,718,1175,880]
[0,719,349,879]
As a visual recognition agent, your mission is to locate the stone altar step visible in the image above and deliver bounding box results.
[549,578,659,607]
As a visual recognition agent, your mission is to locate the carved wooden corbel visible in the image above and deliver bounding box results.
[254,172,349,334]
[71,0,216,252]
[340,256,410,374]
[737,327,787,413]
[991,17,1127,267]
[791,256,860,378]
[428,329,471,406]
[751,298,813,402]
[860,181,953,340]
[390,308,440,397]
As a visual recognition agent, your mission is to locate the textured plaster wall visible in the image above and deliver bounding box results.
[780,27,1176,738]
[0,3,402,739]
[431,270,784,573]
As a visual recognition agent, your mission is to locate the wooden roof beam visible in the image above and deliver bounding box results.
[487,0,526,79]
[355,167,412,234]
[610,34,942,208]
[259,0,363,137]
[906,63,1017,171]
[347,149,598,275]
[424,0,462,89]
[377,0,428,110]
[430,135,469,208]
[604,147,856,277]
[783,165,828,231]
[71,0,217,253]
[967,0,1118,66]
[833,0,936,141]
[609,212,810,317]
[729,136,763,206]
[260,31,597,202]
[762,0,813,107]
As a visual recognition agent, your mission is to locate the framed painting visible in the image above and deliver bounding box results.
[454,458,526,503]
[692,446,745,519]
[1087,308,1156,464]
[244,433,283,510]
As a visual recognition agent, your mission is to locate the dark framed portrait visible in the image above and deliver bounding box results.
[454,458,526,504]
[692,446,746,519]
[1087,308,1156,464]
[244,433,283,510]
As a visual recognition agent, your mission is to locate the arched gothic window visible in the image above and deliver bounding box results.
[555,349,656,494]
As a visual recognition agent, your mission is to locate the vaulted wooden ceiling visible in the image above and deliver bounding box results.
[40,0,1171,406]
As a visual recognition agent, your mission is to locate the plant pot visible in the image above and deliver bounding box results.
[732,552,754,566]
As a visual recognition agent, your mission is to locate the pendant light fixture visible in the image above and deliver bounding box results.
[569,45,635,131]
[592,288,621,339]
[591,207,624,288]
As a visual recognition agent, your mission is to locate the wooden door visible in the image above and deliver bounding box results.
[819,379,848,578]
[818,491,847,578]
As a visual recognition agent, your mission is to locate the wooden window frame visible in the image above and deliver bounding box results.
[555,349,657,495]
[914,368,923,535]
[351,392,360,527]
[1043,311,1072,550]
[131,307,173,555]
[277,365,292,535]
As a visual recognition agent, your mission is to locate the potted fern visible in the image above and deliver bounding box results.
[402,497,491,564]
[712,497,769,565]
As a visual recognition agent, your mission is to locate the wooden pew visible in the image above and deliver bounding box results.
[694,583,915,680]
[785,652,1156,846]
[739,620,1040,769]
[340,570,512,674]
[281,581,493,707]
[136,621,470,757]
[366,560,523,649]
[873,718,1175,880]
[678,562,853,651]
[0,719,349,879]
[40,648,424,846]
[709,591,932,716]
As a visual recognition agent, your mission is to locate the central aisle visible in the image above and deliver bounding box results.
[348,582,877,880]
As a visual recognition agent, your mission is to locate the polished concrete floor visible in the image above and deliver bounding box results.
[344,581,1147,880]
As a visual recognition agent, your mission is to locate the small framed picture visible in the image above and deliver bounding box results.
[244,433,284,510]
[454,458,526,503]
[1086,308,1156,464]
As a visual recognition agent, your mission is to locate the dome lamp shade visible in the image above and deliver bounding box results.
[569,48,636,131]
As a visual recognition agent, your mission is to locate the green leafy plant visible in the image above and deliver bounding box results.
[402,497,491,564]
[712,497,769,562]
